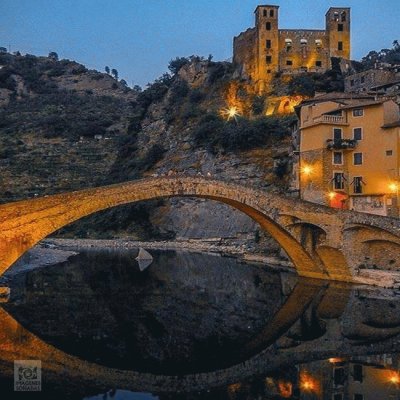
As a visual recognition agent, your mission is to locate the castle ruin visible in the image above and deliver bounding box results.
[233,5,351,93]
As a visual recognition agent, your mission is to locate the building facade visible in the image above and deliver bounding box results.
[233,5,351,93]
[293,93,400,217]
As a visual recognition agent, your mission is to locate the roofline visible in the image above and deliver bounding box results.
[254,5,279,13]
[325,7,351,16]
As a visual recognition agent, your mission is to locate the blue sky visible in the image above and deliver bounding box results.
[0,0,399,87]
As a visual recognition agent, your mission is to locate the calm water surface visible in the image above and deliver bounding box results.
[0,248,400,399]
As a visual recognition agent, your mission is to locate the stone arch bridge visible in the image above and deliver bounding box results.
[0,177,400,283]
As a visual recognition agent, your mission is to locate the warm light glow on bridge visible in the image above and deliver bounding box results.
[387,371,400,384]
[221,106,240,121]
[389,182,399,193]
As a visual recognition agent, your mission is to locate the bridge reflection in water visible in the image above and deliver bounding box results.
[0,249,400,399]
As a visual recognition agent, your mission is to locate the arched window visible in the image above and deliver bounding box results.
[300,38,308,45]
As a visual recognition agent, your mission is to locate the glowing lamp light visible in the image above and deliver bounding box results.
[301,380,315,391]
[221,106,240,121]
[388,372,400,384]
[301,165,313,176]
[328,192,336,200]
[389,183,399,193]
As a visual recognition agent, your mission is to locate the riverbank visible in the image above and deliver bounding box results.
[44,238,295,270]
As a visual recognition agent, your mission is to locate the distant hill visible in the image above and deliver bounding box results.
[0,51,330,252]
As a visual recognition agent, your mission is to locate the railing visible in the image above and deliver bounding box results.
[327,139,357,150]
[314,115,347,124]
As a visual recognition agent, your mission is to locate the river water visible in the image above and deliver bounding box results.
[1,248,400,399]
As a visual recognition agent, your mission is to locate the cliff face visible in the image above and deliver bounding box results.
[0,53,295,254]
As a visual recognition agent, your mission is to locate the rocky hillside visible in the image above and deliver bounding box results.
[0,52,302,254]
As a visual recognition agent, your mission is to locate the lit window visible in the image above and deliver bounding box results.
[353,153,363,165]
[266,55,272,64]
[338,24,344,31]
[353,128,362,140]
[300,38,308,45]
[333,128,342,140]
[353,177,363,194]
[386,150,393,156]
[333,173,345,190]
[353,108,364,117]
[266,39,271,49]
[333,152,343,165]
[266,22,271,30]
[315,39,322,47]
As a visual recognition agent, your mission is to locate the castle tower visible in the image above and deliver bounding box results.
[326,7,351,61]
[255,5,279,93]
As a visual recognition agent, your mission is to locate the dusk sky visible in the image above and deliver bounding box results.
[1,0,399,88]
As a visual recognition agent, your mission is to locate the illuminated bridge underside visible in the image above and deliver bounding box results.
[0,177,400,283]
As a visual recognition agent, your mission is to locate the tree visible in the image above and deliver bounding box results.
[48,51,59,61]
[0,47,7,54]
[120,79,128,87]
[111,68,118,80]
[105,66,110,74]
[168,57,190,75]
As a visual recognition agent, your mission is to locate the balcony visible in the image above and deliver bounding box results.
[327,139,357,150]
[314,115,348,125]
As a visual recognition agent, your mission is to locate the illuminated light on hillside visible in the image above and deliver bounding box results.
[221,106,240,121]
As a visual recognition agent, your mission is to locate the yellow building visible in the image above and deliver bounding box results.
[294,93,400,216]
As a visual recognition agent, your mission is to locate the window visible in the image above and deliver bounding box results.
[333,128,342,140]
[353,364,363,382]
[263,9,267,16]
[266,55,272,64]
[334,367,345,385]
[360,76,365,83]
[341,11,347,22]
[338,41,343,51]
[266,39,271,49]
[269,9,274,17]
[353,128,362,140]
[300,38,308,45]
[354,394,363,400]
[353,153,363,165]
[286,60,293,66]
[353,108,364,117]
[316,60,322,67]
[266,22,271,30]
[333,152,343,165]
[338,23,344,31]
[386,150,393,156]
[315,39,322,47]
[266,69,271,73]
[350,79,355,86]
[353,176,364,194]
[333,395,343,400]
[333,173,345,190]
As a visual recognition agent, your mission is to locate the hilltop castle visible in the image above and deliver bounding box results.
[233,5,351,92]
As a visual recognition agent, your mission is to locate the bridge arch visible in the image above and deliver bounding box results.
[0,177,328,279]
